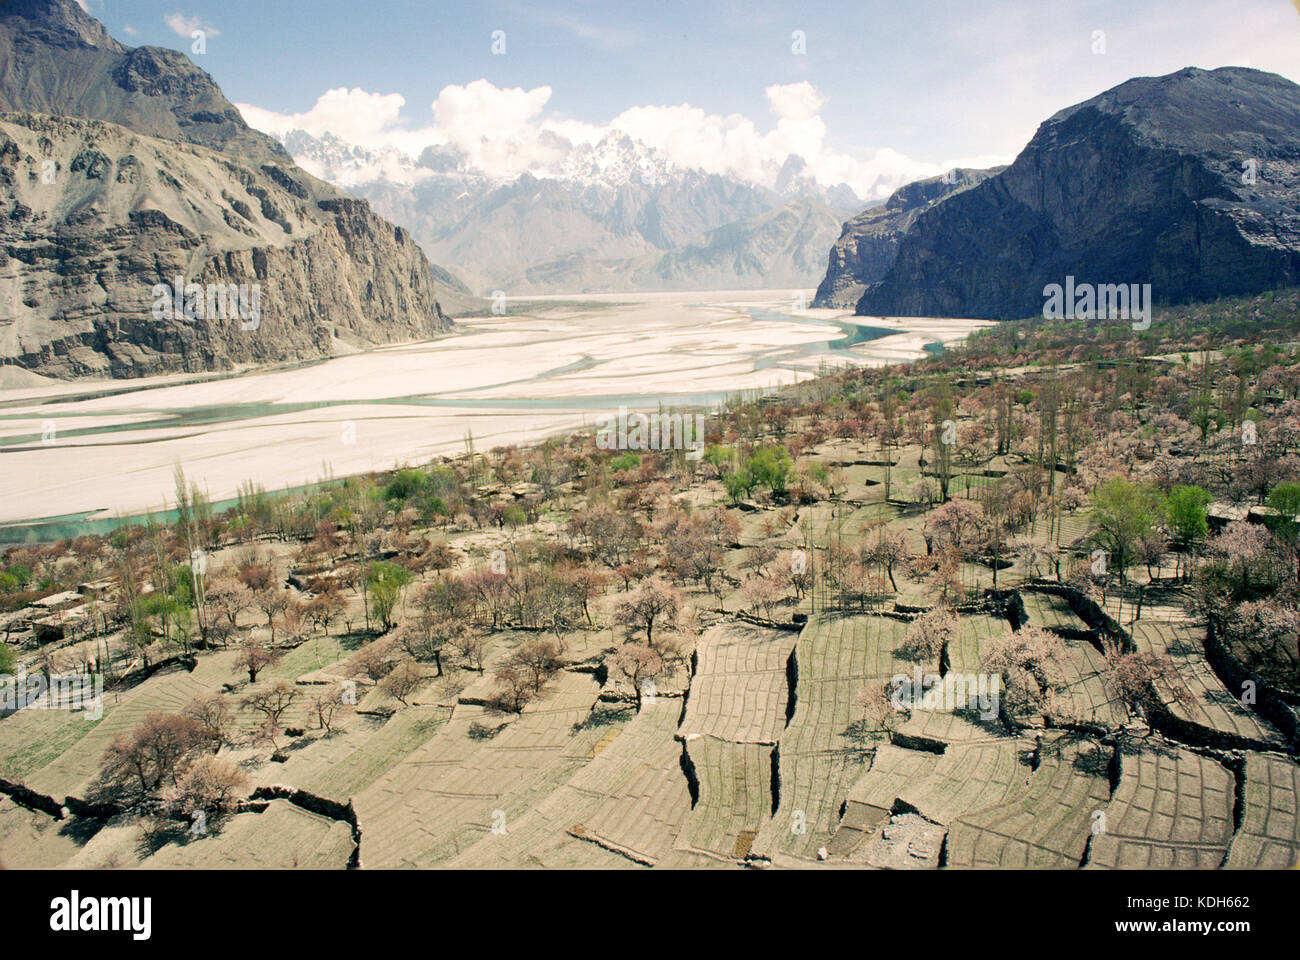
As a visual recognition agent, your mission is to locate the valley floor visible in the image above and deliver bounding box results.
[0,290,989,529]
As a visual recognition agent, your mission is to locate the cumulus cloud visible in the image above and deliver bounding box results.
[238,78,984,198]
[605,82,955,198]
[240,88,408,145]
[430,81,572,177]
[164,12,220,38]
[766,81,826,122]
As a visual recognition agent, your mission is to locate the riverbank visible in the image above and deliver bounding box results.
[0,290,991,535]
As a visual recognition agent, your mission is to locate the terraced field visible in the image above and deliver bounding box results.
[1053,637,1128,728]
[1086,743,1234,869]
[24,666,213,799]
[0,698,109,782]
[1019,591,1091,635]
[944,736,1112,868]
[140,800,355,869]
[674,622,795,865]
[289,706,452,798]
[354,670,606,867]
[1226,754,1300,869]
[1131,618,1285,749]
[679,623,796,744]
[0,799,88,868]
[552,704,690,867]
[866,739,1034,826]
[262,636,359,682]
[940,612,1006,674]
[1024,512,1093,550]
[674,739,772,861]
[752,614,909,862]
[2,596,1295,872]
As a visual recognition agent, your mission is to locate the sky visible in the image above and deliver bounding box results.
[79,0,1300,198]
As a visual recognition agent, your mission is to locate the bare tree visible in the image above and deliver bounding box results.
[507,640,563,693]
[242,681,300,756]
[242,681,298,725]
[206,578,253,645]
[899,605,958,675]
[307,689,350,734]
[450,632,489,673]
[253,588,290,642]
[1099,641,1193,734]
[394,608,463,676]
[981,625,1065,726]
[234,641,279,684]
[164,755,248,818]
[855,682,903,739]
[741,574,785,619]
[614,579,684,647]
[305,588,346,638]
[183,695,235,754]
[349,639,398,683]
[492,666,532,713]
[609,643,663,711]
[100,713,209,798]
[379,661,424,706]
[869,529,912,592]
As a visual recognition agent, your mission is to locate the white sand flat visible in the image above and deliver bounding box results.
[1,290,991,524]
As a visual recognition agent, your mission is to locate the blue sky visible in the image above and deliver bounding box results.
[81,0,1300,196]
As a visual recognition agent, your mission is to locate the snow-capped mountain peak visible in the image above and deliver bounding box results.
[282,129,426,188]
[559,132,675,188]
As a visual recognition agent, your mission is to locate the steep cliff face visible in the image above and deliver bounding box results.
[0,0,451,379]
[855,67,1300,320]
[812,169,1000,309]
[0,0,285,164]
[0,114,448,377]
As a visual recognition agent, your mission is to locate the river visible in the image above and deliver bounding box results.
[0,290,991,540]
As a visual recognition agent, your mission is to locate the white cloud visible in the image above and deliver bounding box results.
[429,81,570,177]
[238,78,986,198]
[605,82,970,198]
[164,13,221,38]
[240,88,408,145]
[766,81,826,123]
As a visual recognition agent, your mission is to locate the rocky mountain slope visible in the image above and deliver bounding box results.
[0,0,452,378]
[0,0,279,162]
[855,67,1300,320]
[489,197,847,294]
[812,169,997,309]
[283,128,862,294]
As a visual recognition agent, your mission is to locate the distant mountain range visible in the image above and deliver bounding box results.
[846,67,1300,320]
[0,0,452,379]
[279,127,865,295]
[10,0,1294,385]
